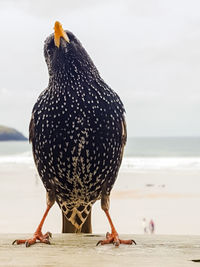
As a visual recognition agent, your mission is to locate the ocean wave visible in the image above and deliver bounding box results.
[121,157,200,171]
[0,152,200,171]
[0,151,33,164]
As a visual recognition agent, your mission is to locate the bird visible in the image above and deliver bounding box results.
[13,21,136,247]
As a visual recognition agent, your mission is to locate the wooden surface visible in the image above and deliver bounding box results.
[0,234,200,266]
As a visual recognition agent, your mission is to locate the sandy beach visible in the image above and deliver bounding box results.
[1,161,200,236]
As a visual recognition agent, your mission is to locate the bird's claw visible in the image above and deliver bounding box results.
[12,231,52,247]
[96,232,136,247]
[96,240,102,246]
[25,241,31,248]
[46,231,52,238]
[113,241,120,247]
[131,239,137,245]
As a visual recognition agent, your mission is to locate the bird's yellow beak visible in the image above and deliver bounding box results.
[54,21,70,48]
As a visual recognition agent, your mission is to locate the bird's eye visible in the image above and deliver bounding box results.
[45,39,55,56]
[47,49,51,56]
[64,47,68,53]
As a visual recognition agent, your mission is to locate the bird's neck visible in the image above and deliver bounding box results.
[48,70,68,88]
[48,63,101,91]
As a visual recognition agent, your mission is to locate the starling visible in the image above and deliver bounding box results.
[13,21,135,247]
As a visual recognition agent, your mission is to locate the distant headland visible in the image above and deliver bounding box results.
[0,125,28,141]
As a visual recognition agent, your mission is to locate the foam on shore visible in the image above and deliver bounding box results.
[1,152,200,171]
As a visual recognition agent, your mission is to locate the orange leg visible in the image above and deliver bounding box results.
[13,205,52,247]
[97,209,136,247]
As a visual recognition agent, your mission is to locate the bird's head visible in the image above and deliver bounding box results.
[44,21,96,78]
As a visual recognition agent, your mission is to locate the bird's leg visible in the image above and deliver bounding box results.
[13,204,52,247]
[97,193,136,247]
[13,190,55,247]
[96,209,136,246]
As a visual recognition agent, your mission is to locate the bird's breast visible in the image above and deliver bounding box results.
[32,84,124,204]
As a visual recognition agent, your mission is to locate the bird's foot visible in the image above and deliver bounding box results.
[96,232,136,247]
[12,231,52,247]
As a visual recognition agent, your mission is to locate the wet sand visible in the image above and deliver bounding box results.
[1,162,200,235]
[1,234,200,267]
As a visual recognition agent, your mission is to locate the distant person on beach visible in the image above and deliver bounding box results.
[142,218,148,234]
[149,219,155,234]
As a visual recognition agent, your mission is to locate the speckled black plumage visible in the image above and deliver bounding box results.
[29,30,127,230]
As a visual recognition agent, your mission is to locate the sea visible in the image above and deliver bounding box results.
[0,137,200,171]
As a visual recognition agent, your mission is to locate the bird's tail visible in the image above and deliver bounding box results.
[62,208,92,233]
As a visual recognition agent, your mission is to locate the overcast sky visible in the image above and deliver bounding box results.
[0,0,200,137]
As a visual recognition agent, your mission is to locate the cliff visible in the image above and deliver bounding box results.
[0,125,28,141]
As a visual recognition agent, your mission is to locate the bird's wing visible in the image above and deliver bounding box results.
[101,115,127,209]
[121,115,127,152]
[29,113,39,169]
[29,113,35,143]
[104,115,127,189]
[29,88,48,143]
[118,115,127,171]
